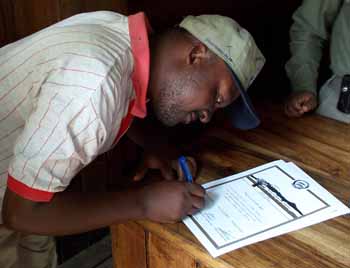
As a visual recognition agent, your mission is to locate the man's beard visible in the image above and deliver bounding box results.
[153,86,187,127]
[152,72,195,126]
[154,96,184,127]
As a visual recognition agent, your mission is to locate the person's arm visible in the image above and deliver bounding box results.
[284,0,343,117]
[3,111,204,236]
[285,0,343,94]
[127,116,197,181]
[3,179,205,235]
[2,87,204,235]
[127,115,172,151]
[2,105,204,235]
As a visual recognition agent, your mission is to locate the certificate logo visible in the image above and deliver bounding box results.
[292,180,309,189]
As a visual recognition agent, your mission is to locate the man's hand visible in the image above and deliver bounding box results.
[133,151,197,182]
[138,180,205,223]
[284,91,317,117]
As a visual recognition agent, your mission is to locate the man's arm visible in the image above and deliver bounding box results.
[285,0,342,94]
[127,114,174,151]
[284,0,343,117]
[127,116,197,181]
[2,179,205,235]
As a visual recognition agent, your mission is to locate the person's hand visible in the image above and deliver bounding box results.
[284,91,318,117]
[133,151,197,182]
[138,180,206,223]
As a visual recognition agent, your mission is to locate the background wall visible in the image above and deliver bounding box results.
[0,0,302,97]
[0,0,127,45]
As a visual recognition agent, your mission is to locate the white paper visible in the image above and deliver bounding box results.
[183,160,350,257]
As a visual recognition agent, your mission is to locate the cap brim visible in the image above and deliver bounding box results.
[226,68,260,130]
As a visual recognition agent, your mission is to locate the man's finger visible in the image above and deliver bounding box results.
[284,104,294,116]
[301,104,312,113]
[133,162,148,181]
[172,160,185,181]
[284,103,292,116]
[187,207,201,216]
[285,103,302,117]
[160,166,176,181]
[294,97,304,110]
[186,157,197,179]
[187,183,206,197]
[191,195,205,209]
[304,97,317,111]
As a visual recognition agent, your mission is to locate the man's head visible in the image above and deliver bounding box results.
[148,15,265,128]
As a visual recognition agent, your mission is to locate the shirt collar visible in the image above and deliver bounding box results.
[128,12,152,118]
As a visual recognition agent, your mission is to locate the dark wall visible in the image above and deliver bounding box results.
[0,0,302,98]
[130,0,302,98]
[0,0,127,45]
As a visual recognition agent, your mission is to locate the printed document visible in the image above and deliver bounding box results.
[183,160,350,257]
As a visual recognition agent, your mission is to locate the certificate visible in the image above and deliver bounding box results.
[183,160,350,257]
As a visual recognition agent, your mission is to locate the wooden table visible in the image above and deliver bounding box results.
[110,102,350,268]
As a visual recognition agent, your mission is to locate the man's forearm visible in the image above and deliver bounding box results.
[2,188,145,235]
[127,117,171,150]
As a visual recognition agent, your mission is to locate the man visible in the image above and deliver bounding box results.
[285,0,350,123]
[0,11,264,267]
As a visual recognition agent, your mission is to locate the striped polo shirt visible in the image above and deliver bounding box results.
[0,11,150,222]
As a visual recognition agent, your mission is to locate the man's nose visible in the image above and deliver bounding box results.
[199,110,212,123]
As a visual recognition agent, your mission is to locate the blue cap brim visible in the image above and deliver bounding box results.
[226,68,260,130]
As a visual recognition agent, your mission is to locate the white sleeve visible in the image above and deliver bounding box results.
[8,89,107,202]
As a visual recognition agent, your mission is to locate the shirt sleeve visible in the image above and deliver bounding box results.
[7,88,107,202]
[285,0,343,93]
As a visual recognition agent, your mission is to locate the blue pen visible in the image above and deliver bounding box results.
[178,156,193,183]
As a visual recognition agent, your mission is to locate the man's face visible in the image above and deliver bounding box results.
[152,57,240,127]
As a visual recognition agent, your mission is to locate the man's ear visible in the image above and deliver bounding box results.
[188,43,208,65]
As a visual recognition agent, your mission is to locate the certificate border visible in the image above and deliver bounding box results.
[189,165,330,250]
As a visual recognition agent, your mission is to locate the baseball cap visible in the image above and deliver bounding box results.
[180,15,265,130]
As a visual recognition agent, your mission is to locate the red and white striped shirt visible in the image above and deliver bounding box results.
[0,11,150,222]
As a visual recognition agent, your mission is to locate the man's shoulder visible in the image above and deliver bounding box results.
[55,11,128,27]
